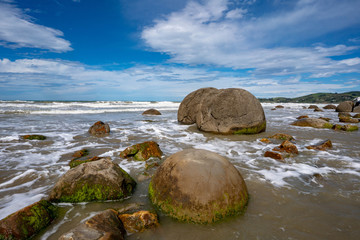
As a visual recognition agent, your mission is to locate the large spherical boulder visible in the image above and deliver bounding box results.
[178,88,266,134]
[336,101,354,112]
[149,149,249,223]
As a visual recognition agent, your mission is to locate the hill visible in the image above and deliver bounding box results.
[258,91,360,103]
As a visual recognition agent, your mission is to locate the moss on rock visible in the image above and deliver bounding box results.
[21,135,46,140]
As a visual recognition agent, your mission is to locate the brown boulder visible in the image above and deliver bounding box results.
[338,112,351,117]
[275,105,284,108]
[88,121,110,136]
[149,149,248,223]
[323,104,336,110]
[339,116,359,123]
[314,107,323,112]
[333,124,359,132]
[353,106,360,113]
[260,138,271,143]
[297,115,309,119]
[120,141,162,161]
[306,140,332,151]
[118,211,159,233]
[264,151,284,162]
[291,118,333,129]
[142,109,161,115]
[273,140,299,154]
[308,105,319,109]
[336,101,354,112]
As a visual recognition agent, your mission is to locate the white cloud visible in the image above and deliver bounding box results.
[142,0,360,78]
[0,2,72,52]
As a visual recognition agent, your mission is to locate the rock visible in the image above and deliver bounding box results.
[268,133,294,141]
[49,158,136,203]
[323,104,337,110]
[273,140,299,154]
[318,117,331,122]
[149,149,248,223]
[336,101,354,112]
[59,209,126,240]
[339,116,359,123]
[21,134,46,140]
[353,106,360,113]
[275,105,284,108]
[120,141,163,161]
[118,211,159,233]
[117,203,142,214]
[69,156,102,169]
[306,140,332,151]
[308,105,319,109]
[0,200,57,240]
[338,112,351,117]
[332,124,359,132]
[142,109,161,115]
[88,121,110,136]
[291,118,333,129]
[314,107,323,112]
[271,108,276,110]
[260,138,271,143]
[264,151,284,162]
[178,88,266,134]
[297,115,309,120]
[353,113,360,118]
[72,149,89,159]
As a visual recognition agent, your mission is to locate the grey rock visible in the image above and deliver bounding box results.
[336,101,354,112]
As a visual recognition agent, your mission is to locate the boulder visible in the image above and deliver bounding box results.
[142,109,161,115]
[306,140,332,151]
[291,118,333,129]
[314,107,323,112]
[275,105,284,109]
[0,200,57,240]
[353,106,360,113]
[338,112,351,117]
[118,211,159,233]
[268,133,294,141]
[264,151,284,162]
[49,158,136,203]
[339,116,359,123]
[21,134,46,140]
[332,124,359,132]
[353,113,360,118]
[296,115,309,120]
[336,101,354,112]
[273,140,299,154]
[59,209,126,240]
[88,121,110,136]
[120,141,162,161]
[149,149,248,223]
[323,104,337,110]
[308,105,319,109]
[178,88,266,134]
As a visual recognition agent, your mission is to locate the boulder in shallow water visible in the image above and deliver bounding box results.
[353,106,360,113]
[142,109,161,115]
[149,149,248,223]
[339,116,359,123]
[0,200,57,240]
[273,140,299,154]
[323,104,336,110]
[297,115,309,120]
[69,156,102,169]
[88,121,110,136]
[333,124,359,132]
[264,151,284,162]
[336,101,354,112]
[353,113,360,118]
[291,118,333,129]
[21,134,46,140]
[59,209,126,240]
[268,133,294,141]
[118,211,159,233]
[49,158,136,202]
[308,105,319,109]
[306,139,332,151]
[120,141,162,161]
[275,105,284,109]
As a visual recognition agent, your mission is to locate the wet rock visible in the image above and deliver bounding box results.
[353,106,360,113]
[332,124,359,132]
[308,105,319,109]
[59,209,126,240]
[117,203,142,214]
[21,134,46,140]
[338,112,351,117]
[336,101,354,112]
[149,149,248,223]
[118,211,159,233]
[306,139,332,151]
[178,88,266,134]
[142,109,161,115]
[88,121,110,136]
[339,116,359,123]
[312,173,323,181]
[297,115,309,120]
[291,118,333,129]
[323,104,336,110]
[69,156,102,169]
[264,151,284,162]
[268,133,294,141]
[0,200,57,240]
[273,140,299,154]
[260,138,271,143]
[120,141,162,161]
[313,107,323,112]
[318,117,331,122]
[353,113,360,118]
[72,149,89,159]
[49,158,136,203]
[275,105,284,108]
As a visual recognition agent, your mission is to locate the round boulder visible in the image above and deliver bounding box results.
[323,104,336,110]
[88,121,110,136]
[291,118,333,129]
[142,109,161,115]
[149,149,248,223]
[336,101,354,112]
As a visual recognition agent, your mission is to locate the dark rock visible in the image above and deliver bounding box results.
[338,112,351,117]
[336,101,354,112]
[332,124,359,132]
[69,156,102,169]
[314,107,323,112]
[275,105,284,108]
[59,209,126,240]
[264,151,284,162]
[21,134,46,140]
[118,211,159,233]
[306,139,332,151]
[273,140,299,154]
[291,118,333,129]
[72,149,89,159]
[88,121,110,136]
[120,141,162,161]
[142,109,161,115]
[49,158,136,203]
[308,105,319,109]
[339,116,359,123]
[149,149,248,223]
[268,133,294,141]
[297,115,309,119]
[0,200,57,240]
[323,104,337,110]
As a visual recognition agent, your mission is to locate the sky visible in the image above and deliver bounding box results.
[0,0,360,101]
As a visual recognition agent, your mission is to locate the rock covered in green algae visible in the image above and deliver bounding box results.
[0,200,57,240]
[118,211,159,233]
[291,118,333,129]
[120,141,162,161]
[149,149,248,224]
[21,134,46,140]
[69,156,101,168]
[49,158,136,203]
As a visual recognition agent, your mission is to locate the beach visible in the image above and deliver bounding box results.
[0,100,359,239]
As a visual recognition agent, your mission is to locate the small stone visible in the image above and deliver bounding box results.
[308,105,319,109]
[339,116,359,123]
[323,105,336,110]
[273,140,299,154]
[275,105,284,108]
[88,121,110,136]
[306,139,332,151]
[118,211,159,233]
[264,151,284,162]
[268,133,294,141]
[314,107,323,112]
[72,149,89,159]
[260,138,271,143]
[21,134,46,140]
[120,141,162,161]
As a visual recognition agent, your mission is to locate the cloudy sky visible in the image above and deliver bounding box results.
[0,0,359,101]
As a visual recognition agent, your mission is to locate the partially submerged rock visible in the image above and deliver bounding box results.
[332,124,359,132]
[339,116,359,123]
[308,105,319,109]
[69,156,101,169]
[273,140,299,154]
[336,101,354,112]
[118,211,159,233]
[0,200,57,240]
[59,209,126,240]
[306,140,332,151]
[323,104,336,110]
[291,118,333,129]
[88,121,110,136]
[142,109,161,115]
[21,134,46,140]
[264,151,284,162]
[268,133,294,141]
[275,105,284,109]
[318,117,331,122]
[353,106,360,113]
[297,115,309,120]
[149,149,248,223]
[120,141,162,161]
[353,113,360,118]
[260,138,271,143]
[49,158,136,202]
[313,107,323,112]
[72,149,89,159]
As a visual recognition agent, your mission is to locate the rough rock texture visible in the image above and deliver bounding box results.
[306,140,332,151]
[69,156,101,169]
[268,133,294,141]
[264,151,284,162]
[273,140,299,154]
[353,106,360,113]
[323,104,337,110]
[333,124,359,132]
[21,134,46,140]
[120,141,162,161]
[336,101,354,112]
[142,109,162,115]
[72,149,89,159]
[118,211,159,233]
[0,200,57,240]
[338,112,352,117]
[178,88,266,134]
[149,149,248,223]
[291,118,333,129]
[49,158,136,203]
[59,209,126,240]
[339,116,359,123]
[88,121,110,136]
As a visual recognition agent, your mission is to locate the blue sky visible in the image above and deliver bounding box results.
[0,0,359,101]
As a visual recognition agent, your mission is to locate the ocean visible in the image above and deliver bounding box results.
[0,100,359,239]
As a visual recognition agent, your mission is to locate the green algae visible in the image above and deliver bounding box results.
[323,122,334,129]
[21,135,46,140]
[232,122,266,135]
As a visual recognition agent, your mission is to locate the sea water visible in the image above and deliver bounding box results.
[0,101,359,239]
